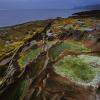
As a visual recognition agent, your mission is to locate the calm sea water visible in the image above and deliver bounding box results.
[0,9,88,27]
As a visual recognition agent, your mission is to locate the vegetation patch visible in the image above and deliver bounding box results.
[54,56,98,83]
[18,48,41,68]
[51,40,89,60]
[79,55,100,67]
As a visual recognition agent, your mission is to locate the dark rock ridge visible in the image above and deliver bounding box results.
[72,10,100,19]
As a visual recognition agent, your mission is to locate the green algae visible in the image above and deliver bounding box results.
[54,56,98,83]
[51,40,89,60]
[18,48,41,68]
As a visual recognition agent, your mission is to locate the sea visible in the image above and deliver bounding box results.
[0,9,89,27]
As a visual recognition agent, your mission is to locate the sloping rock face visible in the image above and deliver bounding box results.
[0,12,100,100]
[0,40,98,100]
[0,48,96,100]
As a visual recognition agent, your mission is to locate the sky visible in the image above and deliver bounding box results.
[0,0,100,9]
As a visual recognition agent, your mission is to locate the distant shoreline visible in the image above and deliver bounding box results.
[0,9,100,29]
[72,10,100,18]
[0,9,93,28]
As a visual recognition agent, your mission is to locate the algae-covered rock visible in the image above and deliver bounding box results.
[50,40,90,60]
[54,56,100,84]
[0,11,100,100]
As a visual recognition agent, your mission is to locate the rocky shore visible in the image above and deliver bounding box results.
[0,10,100,100]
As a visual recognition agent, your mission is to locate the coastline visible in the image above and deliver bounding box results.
[0,9,100,100]
[0,8,95,28]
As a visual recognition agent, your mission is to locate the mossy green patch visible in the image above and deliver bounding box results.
[18,48,41,68]
[51,40,89,60]
[54,56,98,83]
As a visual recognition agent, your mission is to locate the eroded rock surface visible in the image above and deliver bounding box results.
[0,10,100,100]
